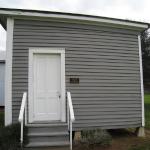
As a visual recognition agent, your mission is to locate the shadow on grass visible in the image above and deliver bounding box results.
[108,129,136,138]
[0,111,4,128]
[145,103,150,129]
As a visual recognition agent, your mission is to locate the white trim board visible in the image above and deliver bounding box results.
[138,35,145,127]
[28,48,66,123]
[5,18,14,125]
[0,9,148,29]
[0,51,6,61]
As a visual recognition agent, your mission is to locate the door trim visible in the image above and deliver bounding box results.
[28,48,66,123]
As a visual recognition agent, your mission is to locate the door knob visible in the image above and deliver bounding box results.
[57,92,61,99]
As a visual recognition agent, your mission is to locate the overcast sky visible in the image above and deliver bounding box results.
[0,0,150,50]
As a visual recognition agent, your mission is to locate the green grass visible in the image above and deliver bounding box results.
[129,94,150,150]
[145,93,150,128]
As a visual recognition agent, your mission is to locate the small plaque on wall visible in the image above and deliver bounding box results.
[70,78,80,84]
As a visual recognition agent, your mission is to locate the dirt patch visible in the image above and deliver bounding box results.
[73,129,150,150]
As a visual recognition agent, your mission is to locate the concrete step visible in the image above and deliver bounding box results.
[26,141,69,149]
[27,123,68,134]
[28,134,69,143]
[27,122,68,127]
[28,131,68,137]
[26,123,69,149]
[24,147,69,150]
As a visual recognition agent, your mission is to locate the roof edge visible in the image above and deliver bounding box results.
[0,7,149,29]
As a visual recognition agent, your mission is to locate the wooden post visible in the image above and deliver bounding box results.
[74,131,81,141]
[136,127,145,137]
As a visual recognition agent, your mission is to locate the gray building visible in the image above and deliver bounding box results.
[0,8,149,149]
[0,51,5,107]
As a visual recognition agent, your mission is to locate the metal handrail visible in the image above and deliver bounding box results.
[18,92,27,146]
[67,91,75,150]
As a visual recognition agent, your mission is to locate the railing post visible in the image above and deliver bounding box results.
[67,92,75,150]
[25,100,27,125]
[67,101,70,130]
[18,92,27,148]
[70,120,72,150]
[20,118,23,147]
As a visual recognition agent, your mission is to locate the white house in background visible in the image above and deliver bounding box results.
[0,51,5,108]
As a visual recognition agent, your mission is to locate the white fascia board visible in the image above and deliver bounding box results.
[5,17,14,125]
[138,35,145,127]
[0,9,148,29]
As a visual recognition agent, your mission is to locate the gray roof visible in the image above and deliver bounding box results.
[0,8,149,30]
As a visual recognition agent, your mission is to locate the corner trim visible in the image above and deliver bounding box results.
[5,17,14,125]
[138,35,145,127]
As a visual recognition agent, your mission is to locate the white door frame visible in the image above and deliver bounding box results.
[28,48,66,123]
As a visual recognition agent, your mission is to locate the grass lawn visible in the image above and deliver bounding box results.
[127,93,150,150]
[144,93,150,128]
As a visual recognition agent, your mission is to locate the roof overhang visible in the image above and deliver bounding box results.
[0,8,149,31]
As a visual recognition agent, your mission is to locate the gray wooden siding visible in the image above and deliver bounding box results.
[12,19,142,130]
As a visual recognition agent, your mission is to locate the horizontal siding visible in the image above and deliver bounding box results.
[12,19,142,130]
[14,20,139,34]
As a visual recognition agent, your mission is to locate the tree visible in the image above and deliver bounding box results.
[141,29,150,84]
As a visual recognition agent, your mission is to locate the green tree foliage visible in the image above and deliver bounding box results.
[141,29,150,84]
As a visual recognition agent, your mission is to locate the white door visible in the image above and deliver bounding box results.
[33,54,61,122]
